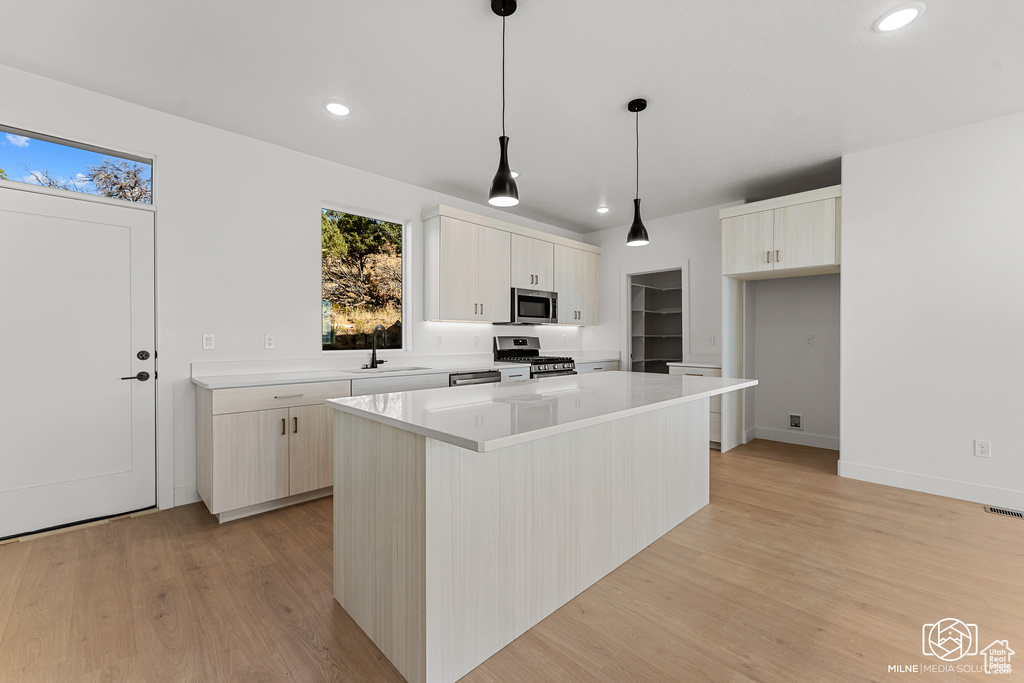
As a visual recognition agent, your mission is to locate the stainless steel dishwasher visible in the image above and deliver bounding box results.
[448,370,502,387]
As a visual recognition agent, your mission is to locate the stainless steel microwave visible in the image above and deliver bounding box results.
[510,288,558,324]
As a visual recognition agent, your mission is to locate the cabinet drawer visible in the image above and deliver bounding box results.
[669,366,721,378]
[213,380,352,415]
[576,361,618,373]
[351,372,450,396]
[710,412,721,442]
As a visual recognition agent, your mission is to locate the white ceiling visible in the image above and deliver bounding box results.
[2,1,1022,233]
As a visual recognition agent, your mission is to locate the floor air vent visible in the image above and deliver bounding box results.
[984,505,1024,519]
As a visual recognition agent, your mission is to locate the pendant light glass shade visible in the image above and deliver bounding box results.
[626,198,649,246]
[489,135,519,206]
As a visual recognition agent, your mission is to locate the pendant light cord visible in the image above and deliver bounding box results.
[501,14,506,137]
[635,111,640,200]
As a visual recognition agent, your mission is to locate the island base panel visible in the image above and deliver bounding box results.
[334,399,710,683]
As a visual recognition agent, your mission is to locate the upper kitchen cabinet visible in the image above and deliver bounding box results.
[423,205,600,325]
[720,185,841,280]
[511,233,554,290]
[554,244,600,325]
[427,215,511,322]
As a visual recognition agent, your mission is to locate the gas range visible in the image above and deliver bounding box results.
[494,337,577,378]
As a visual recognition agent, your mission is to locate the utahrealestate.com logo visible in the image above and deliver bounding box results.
[889,618,1014,674]
[910,618,1014,675]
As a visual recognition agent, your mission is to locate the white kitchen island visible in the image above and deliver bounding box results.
[327,371,756,683]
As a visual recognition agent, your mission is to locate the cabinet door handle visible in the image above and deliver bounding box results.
[274,393,304,399]
[293,417,298,434]
[480,303,484,315]
[685,373,703,376]
[767,250,771,263]
[281,418,286,435]
[474,303,478,314]
[776,249,780,262]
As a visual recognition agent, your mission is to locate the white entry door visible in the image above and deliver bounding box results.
[0,188,155,538]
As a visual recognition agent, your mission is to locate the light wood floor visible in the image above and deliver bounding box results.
[1,440,1021,682]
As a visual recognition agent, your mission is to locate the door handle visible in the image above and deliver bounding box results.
[281,418,286,435]
[475,303,478,314]
[121,371,150,381]
[776,249,780,262]
[293,417,298,434]
[480,303,484,315]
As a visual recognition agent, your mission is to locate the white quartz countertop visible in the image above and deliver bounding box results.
[327,370,756,452]
[189,350,621,390]
[191,361,528,390]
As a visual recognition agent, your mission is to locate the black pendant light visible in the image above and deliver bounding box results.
[626,98,650,247]
[488,0,519,207]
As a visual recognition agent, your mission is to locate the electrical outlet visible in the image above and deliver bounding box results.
[804,335,814,347]
[264,334,275,349]
[708,335,716,347]
[974,439,991,458]
[561,335,567,347]
[436,334,443,348]
[202,333,215,350]
[789,413,803,430]
[473,334,479,347]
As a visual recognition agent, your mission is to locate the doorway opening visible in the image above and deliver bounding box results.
[628,269,684,373]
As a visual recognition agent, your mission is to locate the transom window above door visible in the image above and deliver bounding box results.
[0,125,152,204]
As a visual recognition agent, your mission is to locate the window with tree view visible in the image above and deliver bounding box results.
[322,209,403,351]
[0,126,152,203]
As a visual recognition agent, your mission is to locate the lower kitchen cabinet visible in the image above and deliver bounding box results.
[196,380,351,522]
[575,361,619,373]
[668,365,722,446]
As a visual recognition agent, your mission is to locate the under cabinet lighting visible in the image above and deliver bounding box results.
[596,207,610,214]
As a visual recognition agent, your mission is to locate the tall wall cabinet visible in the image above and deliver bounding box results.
[423,205,600,325]
[719,185,842,451]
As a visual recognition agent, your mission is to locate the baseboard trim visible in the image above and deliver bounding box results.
[753,427,839,451]
[838,461,1024,510]
[174,485,201,506]
[743,428,756,445]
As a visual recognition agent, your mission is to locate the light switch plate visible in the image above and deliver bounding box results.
[202,333,215,350]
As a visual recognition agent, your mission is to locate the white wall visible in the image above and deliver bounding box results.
[587,203,727,366]
[0,64,593,508]
[749,274,840,450]
[841,110,1024,510]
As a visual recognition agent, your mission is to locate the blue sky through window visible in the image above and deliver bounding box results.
[0,129,152,203]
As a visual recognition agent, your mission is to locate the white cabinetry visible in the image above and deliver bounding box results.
[511,233,553,290]
[423,205,600,325]
[554,245,599,324]
[434,216,511,322]
[669,365,722,445]
[721,185,841,280]
[350,372,450,396]
[196,380,351,521]
[575,361,618,373]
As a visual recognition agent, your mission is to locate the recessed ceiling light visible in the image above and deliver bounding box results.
[325,102,351,116]
[873,2,926,32]
[511,171,519,178]
[596,206,610,214]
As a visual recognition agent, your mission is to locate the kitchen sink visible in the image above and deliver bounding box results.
[346,366,431,374]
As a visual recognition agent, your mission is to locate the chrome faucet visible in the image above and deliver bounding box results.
[365,324,388,369]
